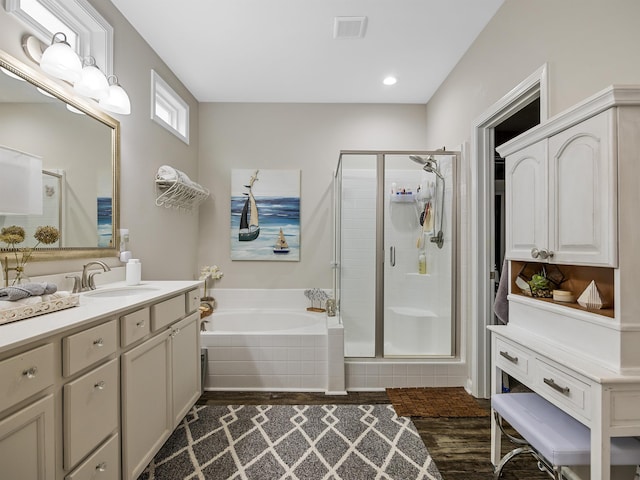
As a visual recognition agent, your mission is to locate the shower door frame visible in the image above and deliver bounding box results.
[336,149,460,359]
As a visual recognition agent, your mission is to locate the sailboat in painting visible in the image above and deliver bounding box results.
[239,170,260,241]
[273,227,290,254]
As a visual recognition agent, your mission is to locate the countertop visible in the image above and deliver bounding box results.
[0,280,202,355]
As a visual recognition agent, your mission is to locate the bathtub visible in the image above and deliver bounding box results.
[200,289,345,394]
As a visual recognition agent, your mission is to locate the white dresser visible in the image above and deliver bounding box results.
[493,85,640,480]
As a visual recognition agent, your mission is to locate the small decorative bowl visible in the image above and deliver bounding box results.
[553,290,575,303]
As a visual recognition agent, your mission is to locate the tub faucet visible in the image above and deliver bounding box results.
[81,261,111,291]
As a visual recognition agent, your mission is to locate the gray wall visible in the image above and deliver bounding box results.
[0,1,200,280]
[197,103,429,289]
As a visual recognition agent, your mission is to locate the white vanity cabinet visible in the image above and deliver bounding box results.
[0,281,202,480]
[503,108,617,267]
[121,297,200,480]
[0,343,56,480]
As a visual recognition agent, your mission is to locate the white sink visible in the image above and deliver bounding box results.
[83,286,159,299]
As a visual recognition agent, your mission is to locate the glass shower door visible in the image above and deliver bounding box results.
[383,154,453,357]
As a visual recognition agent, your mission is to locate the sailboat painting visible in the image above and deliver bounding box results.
[231,169,300,261]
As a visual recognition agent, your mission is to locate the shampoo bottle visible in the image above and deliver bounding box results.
[126,259,141,285]
[418,252,427,274]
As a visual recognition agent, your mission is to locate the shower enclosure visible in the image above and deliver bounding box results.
[333,151,458,358]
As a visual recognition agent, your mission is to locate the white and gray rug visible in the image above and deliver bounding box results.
[139,404,442,480]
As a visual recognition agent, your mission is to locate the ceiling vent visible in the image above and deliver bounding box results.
[333,16,368,39]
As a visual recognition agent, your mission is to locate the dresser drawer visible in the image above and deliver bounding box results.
[0,343,54,412]
[495,338,532,383]
[186,288,200,315]
[120,307,150,347]
[65,433,119,480]
[63,358,118,469]
[535,358,591,420]
[63,320,117,377]
[151,295,185,331]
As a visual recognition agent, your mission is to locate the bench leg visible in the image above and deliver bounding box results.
[494,446,535,479]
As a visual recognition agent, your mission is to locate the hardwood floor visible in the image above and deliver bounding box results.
[198,391,550,480]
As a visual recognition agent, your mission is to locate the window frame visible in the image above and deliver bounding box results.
[4,0,113,74]
[150,69,190,145]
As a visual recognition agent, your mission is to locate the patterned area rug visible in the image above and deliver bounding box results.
[139,404,442,480]
[386,387,489,418]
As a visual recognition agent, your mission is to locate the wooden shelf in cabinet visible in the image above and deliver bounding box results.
[510,292,615,319]
[510,261,615,319]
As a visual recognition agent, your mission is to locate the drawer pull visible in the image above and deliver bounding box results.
[95,462,107,472]
[136,320,145,328]
[94,380,106,390]
[544,377,570,395]
[93,338,104,347]
[499,351,518,364]
[22,367,38,379]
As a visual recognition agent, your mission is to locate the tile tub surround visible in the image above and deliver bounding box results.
[201,288,345,394]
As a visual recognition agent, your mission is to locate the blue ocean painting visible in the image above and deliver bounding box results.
[230,196,300,261]
[97,197,113,248]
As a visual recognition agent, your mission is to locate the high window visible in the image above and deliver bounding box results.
[151,70,190,144]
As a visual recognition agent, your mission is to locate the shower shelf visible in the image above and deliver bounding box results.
[390,193,415,203]
[407,272,431,277]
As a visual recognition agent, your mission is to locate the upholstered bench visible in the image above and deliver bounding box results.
[492,392,640,479]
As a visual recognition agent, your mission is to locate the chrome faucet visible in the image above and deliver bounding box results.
[81,261,111,291]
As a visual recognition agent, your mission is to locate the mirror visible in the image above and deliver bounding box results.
[0,47,119,259]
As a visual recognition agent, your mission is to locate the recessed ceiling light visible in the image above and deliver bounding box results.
[383,76,397,86]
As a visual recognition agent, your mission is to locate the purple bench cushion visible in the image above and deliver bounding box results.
[492,393,640,466]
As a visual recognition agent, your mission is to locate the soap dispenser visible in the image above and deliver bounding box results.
[125,259,141,285]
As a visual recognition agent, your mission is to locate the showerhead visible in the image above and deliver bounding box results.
[409,155,443,179]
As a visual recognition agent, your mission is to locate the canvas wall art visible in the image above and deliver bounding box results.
[230,169,300,261]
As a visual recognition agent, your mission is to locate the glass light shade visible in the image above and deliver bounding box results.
[0,146,43,215]
[74,64,109,100]
[39,38,82,84]
[99,82,131,115]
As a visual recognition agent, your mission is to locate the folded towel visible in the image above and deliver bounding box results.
[0,282,58,301]
[493,257,509,325]
[0,291,72,311]
[157,165,192,185]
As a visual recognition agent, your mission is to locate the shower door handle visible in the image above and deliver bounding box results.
[390,246,396,267]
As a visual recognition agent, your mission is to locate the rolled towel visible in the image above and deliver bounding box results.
[0,282,58,301]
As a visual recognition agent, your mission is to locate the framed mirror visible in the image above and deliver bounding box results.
[0,47,119,260]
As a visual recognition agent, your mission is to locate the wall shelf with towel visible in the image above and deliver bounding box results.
[155,165,210,211]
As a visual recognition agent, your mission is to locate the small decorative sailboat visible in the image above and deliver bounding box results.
[239,170,260,241]
[273,227,290,254]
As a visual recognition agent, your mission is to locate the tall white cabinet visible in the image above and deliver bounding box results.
[493,86,640,480]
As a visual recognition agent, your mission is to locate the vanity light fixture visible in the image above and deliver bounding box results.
[38,32,82,84]
[74,56,109,100]
[99,75,131,115]
[0,66,25,81]
[66,104,86,115]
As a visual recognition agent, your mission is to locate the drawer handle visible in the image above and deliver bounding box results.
[499,351,518,364]
[93,338,104,347]
[544,377,570,395]
[95,462,107,472]
[22,367,38,379]
[136,320,145,328]
[94,380,106,390]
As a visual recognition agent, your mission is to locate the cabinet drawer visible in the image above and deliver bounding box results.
[65,433,119,480]
[186,288,200,315]
[0,343,54,412]
[120,307,150,347]
[63,320,117,377]
[63,358,118,469]
[535,358,591,420]
[151,295,185,331]
[495,338,531,383]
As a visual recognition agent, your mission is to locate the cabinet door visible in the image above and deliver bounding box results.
[505,140,548,261]
[171,312,201,426]
[548,109,617,266]
[0,394,55,480]
[121,330,172,480]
